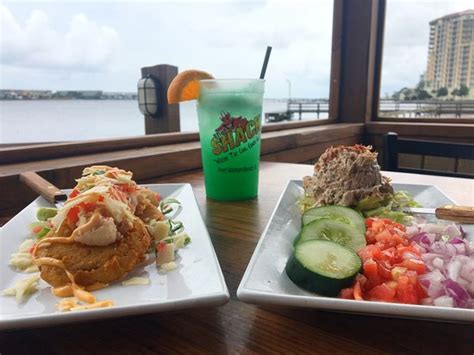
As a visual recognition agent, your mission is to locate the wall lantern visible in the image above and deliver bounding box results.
[137,75,161,117]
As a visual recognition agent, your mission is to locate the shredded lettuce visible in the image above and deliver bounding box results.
[300,191,420,224]
[359,191,420,223]
[36,207,58,221]
[297,195,317,213]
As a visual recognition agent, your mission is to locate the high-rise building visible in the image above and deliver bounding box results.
[425,9,474,95]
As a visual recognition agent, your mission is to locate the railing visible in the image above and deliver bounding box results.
[265,100,330,122]
[265,99,474,123]
[379,99,474,118]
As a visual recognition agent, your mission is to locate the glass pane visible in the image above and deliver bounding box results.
[1,1,334,143]
[380,1,474,119]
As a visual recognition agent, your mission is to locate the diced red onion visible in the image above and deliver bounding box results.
[402,251,420,260]
[433,295,454,307]
[442,279,470,308]
[446,258,462,281]
[421,297,433,305]
[406,220,473,308]
[461,259,474,282]
[432,257,444,270]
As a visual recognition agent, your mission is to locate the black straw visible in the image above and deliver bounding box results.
[259,46,272,79]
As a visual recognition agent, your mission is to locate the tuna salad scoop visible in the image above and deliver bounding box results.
[303,145,393,207]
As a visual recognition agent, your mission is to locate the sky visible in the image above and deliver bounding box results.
[0,0,472,98]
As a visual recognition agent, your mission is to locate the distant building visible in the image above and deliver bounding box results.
[425,9,474,97]
[0,89,52,100]
[53,90,103,99]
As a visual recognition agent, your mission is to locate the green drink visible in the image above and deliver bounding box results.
[197,79,265,200]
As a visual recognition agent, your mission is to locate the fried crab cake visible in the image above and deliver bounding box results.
[34,218,151,288]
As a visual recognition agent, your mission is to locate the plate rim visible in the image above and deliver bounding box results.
[237,180,473,323]
[0,183,230,330]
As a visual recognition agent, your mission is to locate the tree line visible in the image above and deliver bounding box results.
[392,81,470,101]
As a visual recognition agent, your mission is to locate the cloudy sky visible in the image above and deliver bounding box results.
[0,0,472,98]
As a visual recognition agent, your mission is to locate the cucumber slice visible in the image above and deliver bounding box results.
[302,206,365,233]
[293,232,301,247]
[286,240,361,296]
[299,219,366,251]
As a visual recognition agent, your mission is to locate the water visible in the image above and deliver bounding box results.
[0,99,327,144]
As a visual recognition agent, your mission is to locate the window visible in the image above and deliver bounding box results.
[0,0,334,144]
[379,1,474,119]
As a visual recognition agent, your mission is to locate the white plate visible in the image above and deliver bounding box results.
[0,184,229,330]
[237,181,474,323]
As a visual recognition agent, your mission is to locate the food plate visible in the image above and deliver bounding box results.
[0,184,229,330]
[237,181,474,323]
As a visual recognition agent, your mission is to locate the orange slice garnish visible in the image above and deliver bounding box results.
[167,69,214,104]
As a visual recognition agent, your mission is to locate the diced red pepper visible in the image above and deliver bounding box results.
[69,188,80,199]
[67,206,81,225]
[32,225,43,234]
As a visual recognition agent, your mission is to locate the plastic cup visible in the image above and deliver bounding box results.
[196,79,265,201]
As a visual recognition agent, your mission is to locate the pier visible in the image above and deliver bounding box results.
[266,99,474,122]
[265,100,329,122]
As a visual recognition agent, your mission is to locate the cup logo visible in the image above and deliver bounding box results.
[211,112,261,156]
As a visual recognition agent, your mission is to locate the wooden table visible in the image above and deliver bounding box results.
[1,162,473,354]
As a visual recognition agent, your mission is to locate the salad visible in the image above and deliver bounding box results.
[4,166,191,311]
[287,145,473,309]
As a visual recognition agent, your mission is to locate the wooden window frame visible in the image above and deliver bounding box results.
[1,0,472,165]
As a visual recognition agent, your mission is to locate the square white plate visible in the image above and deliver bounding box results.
[237,181,474,323]
[0,184,229,330]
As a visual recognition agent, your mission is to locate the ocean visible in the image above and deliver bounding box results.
[0,99,327,144]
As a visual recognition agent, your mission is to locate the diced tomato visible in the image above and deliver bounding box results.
[156,241,167,252]
[405,270,418,285]
[363,259,382,288]
[378,261,392,280]
[396,275,418,304]
[363,259,378,277]
[380,247,396,261]
[368,283,396,302]
[391,266,407,280]
[353,217,428,305]
[155,193,161,202]
[415,281,428,299]
[365,218,374,229]
[358,244,380,261]
[401,259,427,275]
[340,288,354,299]
[353,281,364,300]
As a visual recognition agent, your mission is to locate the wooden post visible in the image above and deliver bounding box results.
[140,64,180,134]
[382,132,398,171]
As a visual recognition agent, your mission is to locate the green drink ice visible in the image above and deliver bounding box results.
[197,79,265,200]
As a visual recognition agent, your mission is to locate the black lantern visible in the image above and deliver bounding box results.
[137,75,161,117]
